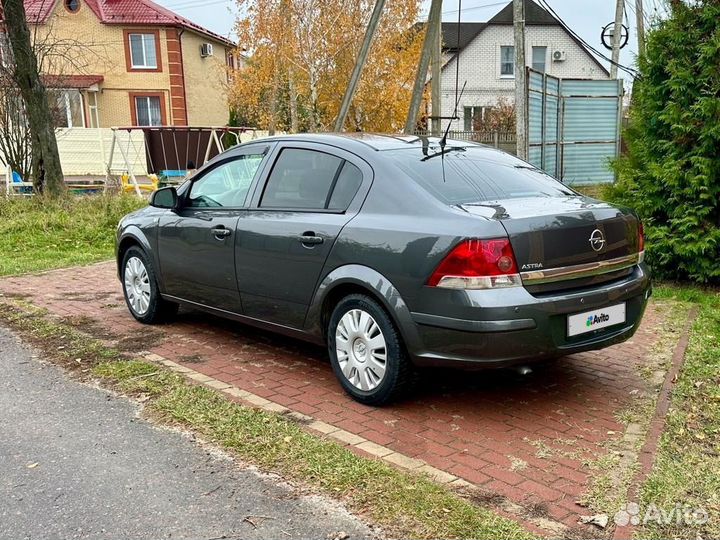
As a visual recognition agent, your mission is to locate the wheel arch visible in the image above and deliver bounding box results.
[305,265,422,355]
[116,227,157,282]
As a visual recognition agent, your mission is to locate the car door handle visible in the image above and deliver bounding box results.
[296,233,324,246]
[211,226,232,239]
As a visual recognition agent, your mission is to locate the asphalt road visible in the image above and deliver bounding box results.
[0,326,374,540]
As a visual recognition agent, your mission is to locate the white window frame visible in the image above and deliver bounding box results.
[134,96,162,126]
[87,91,100,128]
[56,89,86,128]
[128,33,158,70]
[532,45,548,73]
[500,45,515,79]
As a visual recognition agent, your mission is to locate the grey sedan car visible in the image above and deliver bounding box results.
[116,133,650,404]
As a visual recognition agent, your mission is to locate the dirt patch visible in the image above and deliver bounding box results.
[464,489,506,508]
[62,315,118,341]
[59,291,115,302]
[114,327,165,353]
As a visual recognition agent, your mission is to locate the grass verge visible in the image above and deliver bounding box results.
[0,194,146,276]
[0,299,532,540]
[634,285,720,539]
[577,299,689,521]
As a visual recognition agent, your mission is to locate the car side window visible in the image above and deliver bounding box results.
[188,153,265,208]
[261,148,350,210]
[327,161,363,211]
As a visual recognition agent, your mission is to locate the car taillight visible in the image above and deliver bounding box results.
[428,238,521,289]
[638,220,645,263]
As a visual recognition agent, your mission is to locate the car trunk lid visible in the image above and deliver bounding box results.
[458,196,642,293]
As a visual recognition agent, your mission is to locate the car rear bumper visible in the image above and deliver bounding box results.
[405,263,651,369]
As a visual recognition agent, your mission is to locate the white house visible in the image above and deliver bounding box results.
[437,0,610,132]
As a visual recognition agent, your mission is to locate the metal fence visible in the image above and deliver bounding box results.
[527,69,623,185]
[413,130,516,154]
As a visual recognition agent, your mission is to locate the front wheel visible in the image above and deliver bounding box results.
[121,246,177,324]
[328,294,415,405]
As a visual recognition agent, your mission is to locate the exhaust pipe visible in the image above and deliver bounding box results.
[515,366,533,376]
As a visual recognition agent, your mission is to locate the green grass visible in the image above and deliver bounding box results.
[0,195,146,276]
[0,299,532,540]
[635,285,720,539]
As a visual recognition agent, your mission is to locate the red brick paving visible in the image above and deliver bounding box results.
[0,262,673,531]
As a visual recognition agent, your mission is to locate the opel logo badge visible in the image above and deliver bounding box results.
[589,229,606,252]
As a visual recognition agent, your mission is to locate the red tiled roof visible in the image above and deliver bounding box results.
[1,0,234,47]
[42,74,104,88]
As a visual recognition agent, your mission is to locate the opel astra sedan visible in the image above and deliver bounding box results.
[116,133,650,404]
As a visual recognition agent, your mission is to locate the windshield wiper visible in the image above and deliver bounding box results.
[420,146,466,162]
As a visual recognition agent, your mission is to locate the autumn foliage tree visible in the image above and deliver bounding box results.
[231,0,423,133]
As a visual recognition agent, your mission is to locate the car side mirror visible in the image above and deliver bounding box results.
[150,186,178,209]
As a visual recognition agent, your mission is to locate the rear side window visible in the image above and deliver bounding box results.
[387,149,574,205]
[328,161,363,210]
[260,148,362,210]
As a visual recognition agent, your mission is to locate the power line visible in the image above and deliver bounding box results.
[536,0,639,77]
[625,1,651,29]
[441,1,507,15]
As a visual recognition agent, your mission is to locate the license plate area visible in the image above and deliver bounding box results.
[567,303,626,337]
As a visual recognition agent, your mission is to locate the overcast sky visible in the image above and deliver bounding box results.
[155,0,669,85]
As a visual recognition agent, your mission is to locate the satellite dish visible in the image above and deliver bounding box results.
[601,22,629,50]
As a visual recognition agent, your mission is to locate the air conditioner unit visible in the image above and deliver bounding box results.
[552,50,566,62]
[200,43,214,58]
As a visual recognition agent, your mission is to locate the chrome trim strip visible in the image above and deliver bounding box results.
[520,252,642,285]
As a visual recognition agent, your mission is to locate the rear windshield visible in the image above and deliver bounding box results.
[386,148,575,205]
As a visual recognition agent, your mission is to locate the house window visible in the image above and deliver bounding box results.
[52,89,85,128]
[500,45,514,77]
[463,106,493,131]
[128,33,158,69]
[532,46,547,73]
[134,95,163,126]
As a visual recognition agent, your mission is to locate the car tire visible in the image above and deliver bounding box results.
[328,294,415,405]
[121,246,178,324]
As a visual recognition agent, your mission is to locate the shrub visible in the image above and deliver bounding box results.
[605,0,720,283]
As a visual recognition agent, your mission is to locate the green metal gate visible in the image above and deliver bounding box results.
[528,69,623,185]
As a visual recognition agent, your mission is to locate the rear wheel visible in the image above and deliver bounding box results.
[121,246,177,324]
[328,294,414,405]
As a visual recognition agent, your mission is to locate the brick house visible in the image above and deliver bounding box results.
[0,0,238,128]
[437,0,610,132]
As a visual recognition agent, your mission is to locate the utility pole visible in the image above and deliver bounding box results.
[404,0,442,135]
[634,0,645,56]
[610,0,624,78]
[513,0,527,160]
[430,11,442,136]
[334,0,386,132]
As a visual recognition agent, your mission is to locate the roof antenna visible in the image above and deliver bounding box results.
[439,0,464,181]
